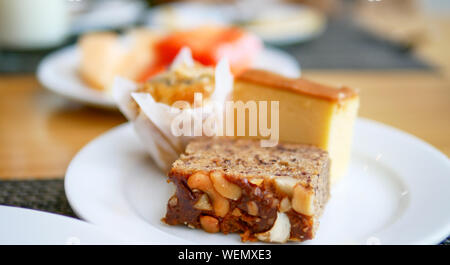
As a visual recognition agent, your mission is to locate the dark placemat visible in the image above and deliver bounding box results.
[0,36,78,74]
[0,179,76,218]
[0,179,448,245]
[277,16,432,70]
[0,50,52,73]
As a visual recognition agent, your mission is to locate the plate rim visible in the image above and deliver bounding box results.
[0,205,119,244]
[37,45,117,109]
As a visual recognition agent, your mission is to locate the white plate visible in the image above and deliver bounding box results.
[65,119,450,245]
[0,205,119,245]
[145,2,326,45]
[37,45,300,109]
[69,0,145,35]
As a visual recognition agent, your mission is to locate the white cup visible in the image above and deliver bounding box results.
[0,0,69,50]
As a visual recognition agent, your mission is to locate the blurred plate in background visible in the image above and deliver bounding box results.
[145,2,326,45]
[37,45,300,109]
[69,0,145,34]
[240,3,327,45]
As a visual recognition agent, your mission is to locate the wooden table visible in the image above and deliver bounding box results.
[1,19,449,180]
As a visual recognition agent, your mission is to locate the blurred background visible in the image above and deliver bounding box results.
[1,0,449,71]
[0,1,449,186]
[0,0,449,246]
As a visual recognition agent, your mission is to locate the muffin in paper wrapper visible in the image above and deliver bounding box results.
[112,48,233,173]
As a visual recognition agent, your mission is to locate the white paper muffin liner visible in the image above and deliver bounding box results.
[112,48,233,173]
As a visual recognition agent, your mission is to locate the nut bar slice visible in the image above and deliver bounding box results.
[163,138,330,243]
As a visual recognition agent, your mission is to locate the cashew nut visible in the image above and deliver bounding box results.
[292,184,315,216]
[210,171,242,200]
[247,201,259,216]
[188,172,230,217]
[194,194,213,211]
[199,215,220,233]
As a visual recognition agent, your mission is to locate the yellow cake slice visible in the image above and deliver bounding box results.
[232,69,359,184]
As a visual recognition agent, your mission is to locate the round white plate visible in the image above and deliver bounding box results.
[37,45,300,109]
[65,119,450,245]
[145,2,326,45]
[0,205,119,245]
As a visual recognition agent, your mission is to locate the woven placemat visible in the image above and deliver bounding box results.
[0,179,447,245]
[0,179,76,218]
[0,36,78,74]
[278,16,431,70]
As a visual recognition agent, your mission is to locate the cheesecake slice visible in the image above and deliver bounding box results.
[233,69,359,184]
[163,138,330,243]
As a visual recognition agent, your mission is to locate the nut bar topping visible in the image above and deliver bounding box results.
[163,138,330,243]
